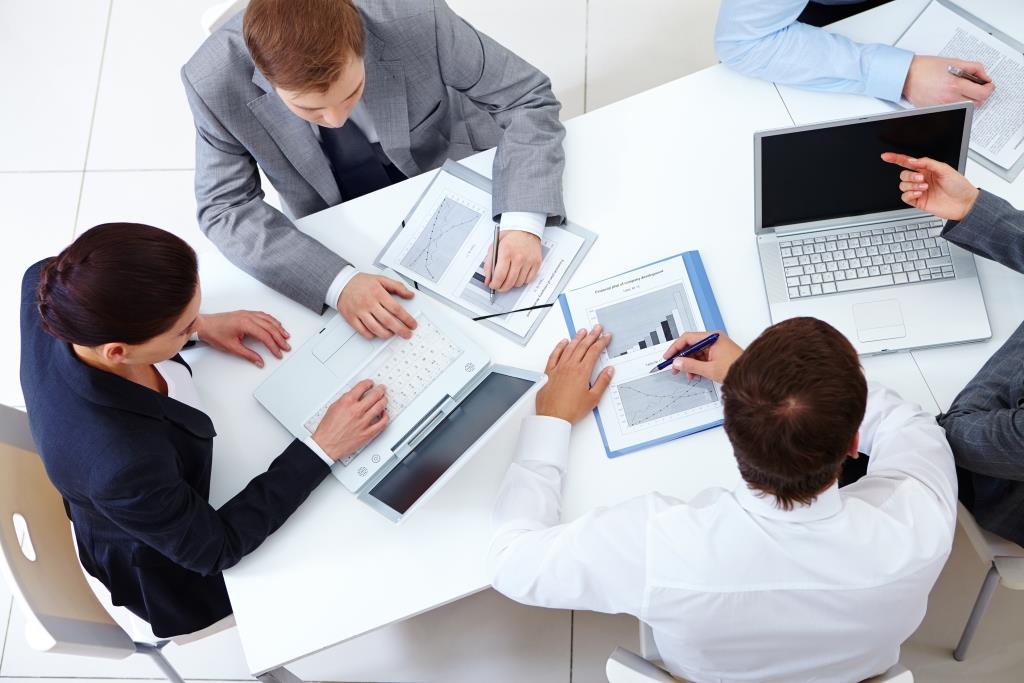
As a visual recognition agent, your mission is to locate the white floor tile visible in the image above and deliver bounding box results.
[586,0,721,111]
[0,173,81,409]
[75,170,212,253]
[447,0,587,119]
[75,169,282,258]
[290,589,571,683]
[571,610,641,683]
[86,0,212,170]
[0,0,109,171]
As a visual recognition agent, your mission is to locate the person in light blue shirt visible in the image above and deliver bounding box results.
[715,0,995,106]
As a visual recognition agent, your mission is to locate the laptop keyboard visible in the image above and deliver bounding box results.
[781,219,951,299]
[303,317,464,451]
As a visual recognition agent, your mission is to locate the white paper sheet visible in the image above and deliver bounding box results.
[378,169,586,339]
[560,257,724,455]
[895,1,1024,170]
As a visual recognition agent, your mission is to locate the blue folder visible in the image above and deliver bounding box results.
[557,251,726,458]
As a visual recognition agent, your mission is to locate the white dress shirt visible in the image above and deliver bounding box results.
[320,102,548,309]
[156,359,333,467]
[488,384,957,683]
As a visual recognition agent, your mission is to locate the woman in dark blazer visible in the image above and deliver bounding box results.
[20,223,389,638]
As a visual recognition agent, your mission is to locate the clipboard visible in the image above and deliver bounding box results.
[893,0,1024,182]
[558,251,727,459]
[374,160,597,345]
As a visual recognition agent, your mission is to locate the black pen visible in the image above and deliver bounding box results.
[489,224,500,303]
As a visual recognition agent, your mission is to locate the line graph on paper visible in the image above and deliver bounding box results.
[400,196,483,283]
[614,371,718,429]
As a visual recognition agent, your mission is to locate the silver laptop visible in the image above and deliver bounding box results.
[754,102,991,355]
[254,282,544,522]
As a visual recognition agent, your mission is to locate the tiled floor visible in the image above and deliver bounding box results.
[3,0,1024,682]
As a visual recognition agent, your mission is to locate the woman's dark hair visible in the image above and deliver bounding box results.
[37,223,199,346]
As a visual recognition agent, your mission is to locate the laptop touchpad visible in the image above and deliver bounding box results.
[853,300,906,342]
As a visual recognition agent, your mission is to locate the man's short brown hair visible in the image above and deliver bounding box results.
[722,317,867,510]
[243,0,365,93]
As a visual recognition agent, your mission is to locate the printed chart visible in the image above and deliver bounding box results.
[400,197,482,283]
[615,371,719,429]
[595,284,697,357]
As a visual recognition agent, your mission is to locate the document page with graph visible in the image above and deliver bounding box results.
[558,252,726,458]
[377,162,593,343]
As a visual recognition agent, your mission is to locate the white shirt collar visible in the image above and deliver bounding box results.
[733,481,842,522]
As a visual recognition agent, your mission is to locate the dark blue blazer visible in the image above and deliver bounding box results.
[20,260,329,638]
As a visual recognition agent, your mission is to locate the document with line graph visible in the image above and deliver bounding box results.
[377,161,596,344]
[558,252,727,458]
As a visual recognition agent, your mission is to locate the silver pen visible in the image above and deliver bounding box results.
[489,224,500,303]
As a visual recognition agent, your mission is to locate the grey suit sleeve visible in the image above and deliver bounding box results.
[938,321,1024,481]
[182,70,348,312]
[942,189,1024,275]
[937,189,1024,479]
[431,0,566,223]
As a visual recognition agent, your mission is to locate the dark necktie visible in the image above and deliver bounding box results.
[319,121,403,202]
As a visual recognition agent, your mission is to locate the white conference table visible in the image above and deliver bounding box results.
[186,0,1024,674]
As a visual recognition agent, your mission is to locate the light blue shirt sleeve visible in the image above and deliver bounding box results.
[714,0,915,103]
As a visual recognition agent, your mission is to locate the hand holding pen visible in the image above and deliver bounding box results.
[656,331,744,385]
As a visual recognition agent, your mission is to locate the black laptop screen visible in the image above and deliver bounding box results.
[760,107,966,229]
[367,371,534,516]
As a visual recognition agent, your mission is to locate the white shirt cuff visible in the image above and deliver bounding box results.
[516,415,572,469]
[302,435,335,467]
[499,211,547,239]
[325,265,359,310]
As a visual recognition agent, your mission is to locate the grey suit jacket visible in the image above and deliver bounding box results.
[182,0,566,311]
[936,189,1024,545]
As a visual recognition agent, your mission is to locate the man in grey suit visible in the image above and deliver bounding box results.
[182,0,565,339]
[884,152,1024,545]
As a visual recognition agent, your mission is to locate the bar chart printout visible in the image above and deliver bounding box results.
[595,284,696,357]
[558,252,725,457]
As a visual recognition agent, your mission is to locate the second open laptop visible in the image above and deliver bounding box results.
[254,277,544,522]
[754,102,991,355]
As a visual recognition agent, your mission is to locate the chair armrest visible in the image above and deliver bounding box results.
[606,647,682,683]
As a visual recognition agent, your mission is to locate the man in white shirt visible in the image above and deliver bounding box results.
[488,317,957,683]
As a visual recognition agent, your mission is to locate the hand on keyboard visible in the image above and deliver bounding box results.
[310,379,389,462]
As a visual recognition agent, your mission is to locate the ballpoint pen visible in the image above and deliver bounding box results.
[489,224,500,303]
[649,332,720,374]
[946,64,990,86]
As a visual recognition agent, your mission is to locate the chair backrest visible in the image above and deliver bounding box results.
[201,0,249,35]
[0,405,135,659]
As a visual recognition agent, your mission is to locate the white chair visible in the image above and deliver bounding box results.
[952,501,1024,661]
[606,622,913,682]
[0,404,301,683]
[201,0,249,34]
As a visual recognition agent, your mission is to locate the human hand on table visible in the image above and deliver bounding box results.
[195,311,291,368]
[880,152,980,221]
[536,325,614,424]
[311,379,390,461]
[338,272,418,340]
[663,331,743,384]
[902,55,994,107]
[484,230,542,293]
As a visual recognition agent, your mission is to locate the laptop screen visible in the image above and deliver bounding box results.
[367,371,535,516]
[759,107,967,229]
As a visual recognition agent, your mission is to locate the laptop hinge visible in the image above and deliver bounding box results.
[774,212,933,237]
[391,395,457,461]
